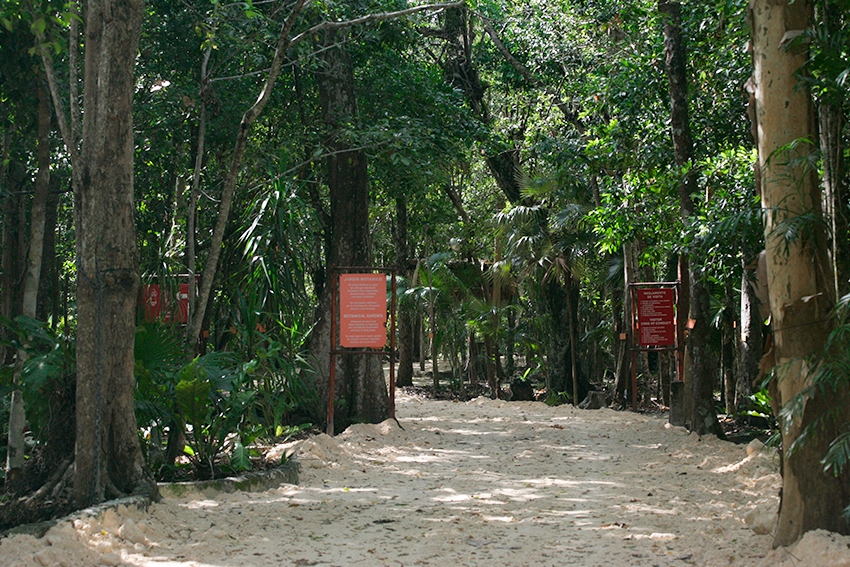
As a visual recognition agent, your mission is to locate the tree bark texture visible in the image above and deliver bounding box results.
[722,278,737,414]
[308,31,390,430]
[750,0,850,545]
[659,0,720,435]
[74,0,154,508]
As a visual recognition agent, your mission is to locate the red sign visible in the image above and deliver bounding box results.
[140,282,192,324]
[339,274,387,348]
[635,288,676,347]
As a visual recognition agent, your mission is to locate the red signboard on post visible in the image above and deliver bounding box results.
[140,277,197,324]
[339,273,387,348]
[635,288,676,347]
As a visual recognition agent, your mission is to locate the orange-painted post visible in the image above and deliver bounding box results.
[390,271,397,419]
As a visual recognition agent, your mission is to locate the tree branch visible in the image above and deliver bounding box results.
[478,16,583,133]
[289,2,465,47]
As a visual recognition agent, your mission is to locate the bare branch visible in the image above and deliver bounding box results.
[36,33,83,192]
[289,2,465,47]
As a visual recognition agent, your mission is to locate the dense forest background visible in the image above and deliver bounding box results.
[0,0,848,548]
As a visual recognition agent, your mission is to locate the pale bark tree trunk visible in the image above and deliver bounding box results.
[308,31,390,430]
[722,278,737,414]
[5,81,52,493]
[750,0,850,545]
[186,0,307,350]
[73,0,154,507]
[738,256,762,401]
[659,0,721,435]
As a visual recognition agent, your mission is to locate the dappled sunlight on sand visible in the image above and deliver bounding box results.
[4,393,822,567]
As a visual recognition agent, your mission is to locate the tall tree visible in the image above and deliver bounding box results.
[750,0,850,545]
[73,0,155,507]
[658,0,720,436]
[308,29,390,430]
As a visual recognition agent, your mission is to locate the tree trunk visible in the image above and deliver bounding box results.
[816,2,848,299]
[395,196,414,388]
[613,245,635,404]
[750,0,850,545]
[722,278,737,414]
[439,6,523,205]
[73,0,154,508]
[738,256,762,400]
[186,0,307,350]
[37,179,61,324]
[542,277,590,403]
[659,0,720,435]
[308,31,389,430]
[566,273,579,406]
[5,80,53,493]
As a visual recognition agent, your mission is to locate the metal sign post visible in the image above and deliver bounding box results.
[327,266,397,436]
[629,281,682,411]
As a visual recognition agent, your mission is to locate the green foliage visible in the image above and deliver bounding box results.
[544,390,571,407]
[744,389,773,421]
[174,354,255,480]
[0,316,75,445]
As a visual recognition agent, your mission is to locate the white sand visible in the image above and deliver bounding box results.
[3,390,850,567]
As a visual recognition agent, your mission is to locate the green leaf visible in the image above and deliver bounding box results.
[175,376,212,431]
[231,441,251,471]
[32,16,45,36]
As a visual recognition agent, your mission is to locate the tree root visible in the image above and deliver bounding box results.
[0,459,75,532]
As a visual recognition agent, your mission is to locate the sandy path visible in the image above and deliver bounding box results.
[3,391,850,567]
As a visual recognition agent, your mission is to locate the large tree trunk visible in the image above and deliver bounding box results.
[308,31,389,431]
[659,0,720,435]
[73,0,154,508]
[542,278,590,403]
[750,0,850,545]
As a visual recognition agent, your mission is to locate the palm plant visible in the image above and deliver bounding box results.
[494,170,597,404]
